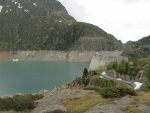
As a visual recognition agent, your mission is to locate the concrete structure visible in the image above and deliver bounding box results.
[89,51,128,70]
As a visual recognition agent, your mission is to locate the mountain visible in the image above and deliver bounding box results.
[0,0,122,51]
[122,35,150,59]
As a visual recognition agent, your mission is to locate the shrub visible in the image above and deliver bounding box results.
[101,87,120,98]
[72,77,82,85]
[116,85,136,96]
[82,68,89,87]
[0,94,43,111]
[144,65,150,86]
[101,86,136,98]
[90,76,116,88]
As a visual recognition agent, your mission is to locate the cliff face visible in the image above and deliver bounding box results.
[0,0,122,51]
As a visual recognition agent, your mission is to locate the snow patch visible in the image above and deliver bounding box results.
[33,3,37,6]
[13,1,23,8]
[24,9,29,12]
[99,76,104,79]
[134,82,143,90]
[117,78,122,81]
[102,71,106,76]
[0,5,3,12]
[12,58,19,62]
[18,3,23,8]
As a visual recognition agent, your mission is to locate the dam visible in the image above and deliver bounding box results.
[89,51,128,70]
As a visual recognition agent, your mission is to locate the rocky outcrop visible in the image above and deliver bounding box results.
[84,96,134,113]
[31,87,91,113]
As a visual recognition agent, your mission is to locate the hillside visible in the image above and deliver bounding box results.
[0,0,122,51]
[122,35,150,59]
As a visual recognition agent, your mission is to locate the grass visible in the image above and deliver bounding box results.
[46,110,69,113]
[1,110,30,113]
[64,92,111,113]
[132,91,150,105]
[124,106,146,113]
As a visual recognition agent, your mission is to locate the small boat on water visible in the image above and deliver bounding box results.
[12,58,19,62]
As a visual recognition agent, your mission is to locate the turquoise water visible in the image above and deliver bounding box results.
[0,61,89,96]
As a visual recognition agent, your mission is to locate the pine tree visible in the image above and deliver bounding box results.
[82,68,89,87]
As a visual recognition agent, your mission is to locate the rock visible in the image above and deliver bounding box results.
[84,96,134,113]
[31,88,91,113]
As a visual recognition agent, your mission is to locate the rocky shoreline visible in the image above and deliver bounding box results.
[0,51,95,62]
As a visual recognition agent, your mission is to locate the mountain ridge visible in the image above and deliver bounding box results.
[122,35,150,59]
[0,0,122,51]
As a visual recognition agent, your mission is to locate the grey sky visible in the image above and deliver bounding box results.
[59,0,150,43]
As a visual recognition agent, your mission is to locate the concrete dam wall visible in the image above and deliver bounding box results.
[89,51,128,70]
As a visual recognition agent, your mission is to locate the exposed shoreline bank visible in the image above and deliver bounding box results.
[0,50,96,62]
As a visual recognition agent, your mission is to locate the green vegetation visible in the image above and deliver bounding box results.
[0,94,43,111]
[132,91,150,106]
[90,76,116,87]
[107,60,141,80]
[0,0,122,51]
[144,65,150,87]
[82,68,90,87]
[73,69,116,88]
[73,67,136,98]
[101,85,136,98]
[64,93,110,113]
[123,35,150,59]
[124,106,145,113]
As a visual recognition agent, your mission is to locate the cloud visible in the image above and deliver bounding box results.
[59,0,87,20]
[123,0,140,4]
[58,0,150,43]
[123,0,150,4]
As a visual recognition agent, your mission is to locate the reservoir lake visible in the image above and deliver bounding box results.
[0,61,89,96]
